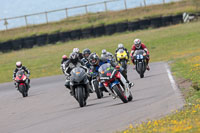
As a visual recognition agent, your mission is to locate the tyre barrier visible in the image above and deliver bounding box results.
[36,34,48,46]
[81,27,94,38]
[116,21,128,33]
[128,21,140,31]
[172,14,183,24]
[59,31,71,42]
[70,29,82,40]
[0,41,12,52]
[139,18,151,29]
[93,25,105,37]
[161,15,172,26]
[105,24,116,35]
[0,13,186,52]
[47,33,60,44]
[150,16,162,28]
[23,37,35,48]
[11,39,23,50]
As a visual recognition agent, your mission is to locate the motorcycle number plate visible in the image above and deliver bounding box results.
[137,55,143,59]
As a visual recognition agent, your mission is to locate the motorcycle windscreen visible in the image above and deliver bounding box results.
[16,71,25,80]
[70,67,86,83]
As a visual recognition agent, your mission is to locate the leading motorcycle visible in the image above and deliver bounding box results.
[14,70,29,97]
[70,67,89,107]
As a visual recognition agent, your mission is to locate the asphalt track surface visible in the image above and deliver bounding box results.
[0,62,184,133]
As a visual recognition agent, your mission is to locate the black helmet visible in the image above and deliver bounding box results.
[70,52,79,63]
[82,48,91,59]
[89,53,99,65]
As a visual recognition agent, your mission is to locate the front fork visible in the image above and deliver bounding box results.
[116,73,130,98]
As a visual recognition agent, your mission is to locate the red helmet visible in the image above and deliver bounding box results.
[62,55,67,59]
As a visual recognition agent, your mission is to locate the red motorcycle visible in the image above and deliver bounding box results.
[14,70,29,97]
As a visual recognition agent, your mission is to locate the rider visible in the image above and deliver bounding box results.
[88,53,133,88]
[64,52,91,95]
[101,49,115,62]
[12,61,30,88]
[73,48,83,60]
[81,48,91,68]
[130,39,150,70]
[61,55,68,74]
[115,43,129,60]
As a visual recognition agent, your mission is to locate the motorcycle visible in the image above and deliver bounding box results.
[98,63,132,103]
[14,70,29,97]
[134,50,147,78]
[89,70,103,99]
[116,49,129,71]
[70,67,89,107]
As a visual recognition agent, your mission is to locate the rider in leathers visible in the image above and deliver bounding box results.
[81,48,91,69]
[88,53,134,89]
[13,61,30,88]
[64,52,91,95]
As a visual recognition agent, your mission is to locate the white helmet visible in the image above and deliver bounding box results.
[118,43,124,49]
[134,39,141,49]
[73,48,79,53]
[16,61,22,68]
[102,49,107,54]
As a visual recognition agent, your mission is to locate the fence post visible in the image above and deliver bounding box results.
[4,19,8,30]
[104,1,108,12]
[45,12,48,24]
[143,0,146,7]
[65,8,68,18]
[163,0,165,4]
[124,0,127,10]
[85,5,88,14]
[24,15,28,27]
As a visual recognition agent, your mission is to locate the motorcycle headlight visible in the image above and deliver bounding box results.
[23,76,27,81]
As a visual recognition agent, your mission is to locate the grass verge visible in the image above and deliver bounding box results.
[0,20,200,83]
[121,54,200,133]
[0,0,200,42]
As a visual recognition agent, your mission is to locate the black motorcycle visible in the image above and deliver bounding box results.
[134,50,147,78]
[70,67,89,107]
[89,71,103,99]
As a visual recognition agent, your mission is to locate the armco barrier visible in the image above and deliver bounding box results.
[0,13,187,52]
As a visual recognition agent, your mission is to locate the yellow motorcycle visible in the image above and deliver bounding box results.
[116,49,129,71]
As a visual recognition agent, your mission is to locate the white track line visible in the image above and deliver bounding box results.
[165,64,178,92]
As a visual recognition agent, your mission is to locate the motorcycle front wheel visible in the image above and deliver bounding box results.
[112,85,128,103]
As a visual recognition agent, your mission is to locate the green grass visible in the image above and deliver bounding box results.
[1,20,200,83]
[0,0,200,42]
